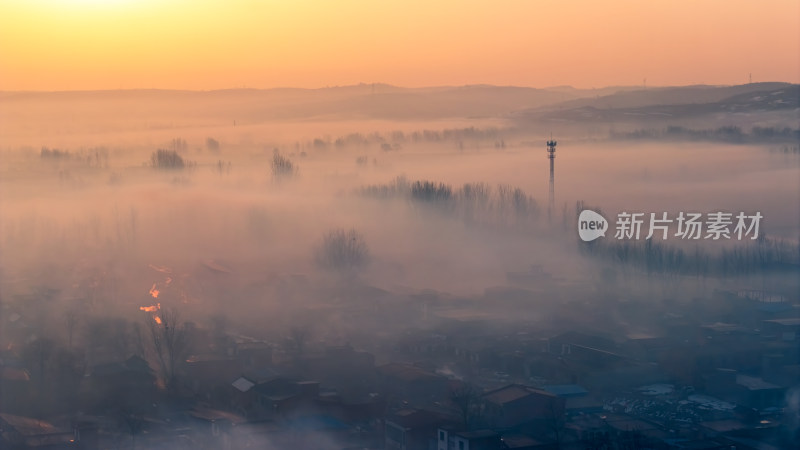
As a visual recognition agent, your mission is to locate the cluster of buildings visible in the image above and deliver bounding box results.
[1,282,798,449]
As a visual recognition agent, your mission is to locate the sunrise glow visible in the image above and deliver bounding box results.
[1,0,797,90]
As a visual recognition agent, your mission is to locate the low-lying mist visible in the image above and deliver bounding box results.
[2,122,797,332]
[1,88,799,450]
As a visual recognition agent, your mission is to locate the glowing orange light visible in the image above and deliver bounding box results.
[149,264,172,274]
[149,283,160,298]
[139,302,163,325]
[139,303,160,312]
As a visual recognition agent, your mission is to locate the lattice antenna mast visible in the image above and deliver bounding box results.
[546,135,557,221]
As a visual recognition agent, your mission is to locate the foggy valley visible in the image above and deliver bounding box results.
[0,80,798,449]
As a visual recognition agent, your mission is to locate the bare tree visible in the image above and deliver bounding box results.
[291,326,310,356]
[118,409,145,450]
[132,322,147,358]
[210,313,229,352]
[147,308,188,391]
[450,384,485,431]
[22,337,55,385]
[544,396,567,449]
[64,309,78,348]
[51,347,85,411]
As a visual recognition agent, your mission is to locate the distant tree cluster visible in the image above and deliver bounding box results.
[581,231,800,279]
[355,155,377,166]
[358,176,410,198]
[612,126,800,143]
[313,138,328,150]
[205,137,220,152]
[215,159,231,175]
[334,132,373,148]
[271,150,297,180]
[411,180,453,204]
[40,146,110,168]
[169,137,188,152]
[150,149,185,169]
[404,126,502,143]
[302,126,505,152]
[358,177,540,228]
[40,147,71,159]
[768,145,800,154]
[314,227,370,274]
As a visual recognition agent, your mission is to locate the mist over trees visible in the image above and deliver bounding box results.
[271,149,297,181]
[205,137,220,152]
[314,228,370,275]
[612,125,800,144]
[169,138,188,152]
[150,149,186,169]
[581,234,800,279]
[359,178,540,228]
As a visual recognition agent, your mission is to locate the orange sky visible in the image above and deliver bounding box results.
[1,0,798,90]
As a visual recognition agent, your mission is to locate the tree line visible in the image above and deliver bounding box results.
[580,231,799,279]
[358,177,540,228]
[611,125,800,143]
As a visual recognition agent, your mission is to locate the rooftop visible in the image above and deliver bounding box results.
[604,414,658,432]
[388,409,449,429]
[185,354,237,363]
[483,384,555,405]
[736,374,781,391]
[0,366,30,382]
[455,429,499,439]
[502,433,547,448]
[377,363,443,383]
[0,413,63,437]
[231,376,255,392]
[541,384,588,397]
[286,415,347,431]
[189,407,246,424]
[701,322,751,333]
[763,317,800,327]
[699,419,749,433]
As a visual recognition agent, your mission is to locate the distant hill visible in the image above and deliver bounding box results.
[304,85,570,119]
[542,85,646,97]
[0,84,573,122]
[533,82,796,111]
[514,84,800,124]
[1,83,797,129]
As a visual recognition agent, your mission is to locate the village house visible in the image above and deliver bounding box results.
[436,429,503,450]
[0,413,77,449]
[481,384,564,429]
[82,354,156,411]
[385,408,457,450]
[377,363,452,406]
